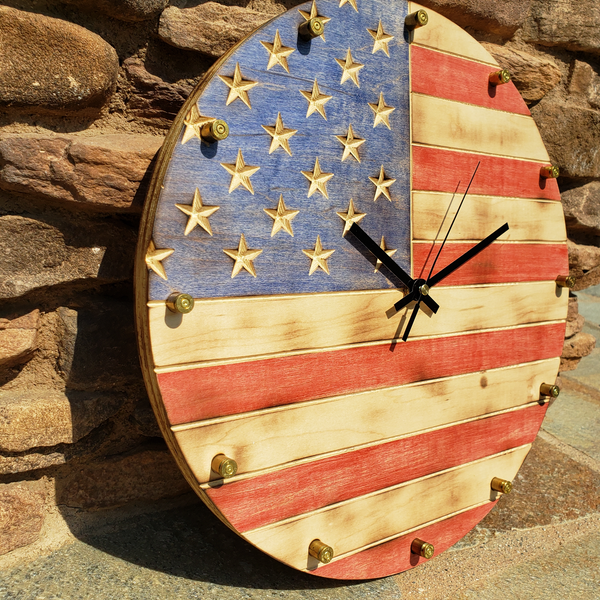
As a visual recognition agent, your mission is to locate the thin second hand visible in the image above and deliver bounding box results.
[427,161,480,282]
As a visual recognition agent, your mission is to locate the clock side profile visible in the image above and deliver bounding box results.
[134,0,569,580]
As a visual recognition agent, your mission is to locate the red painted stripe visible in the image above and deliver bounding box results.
[412,146,561,201]
[413,243,568,285]
[411,45,530,116]
[159,322,565,425]
[313,502,497,579]
[208,404,545,532]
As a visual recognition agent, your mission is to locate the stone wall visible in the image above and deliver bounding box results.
[0,0,598,562]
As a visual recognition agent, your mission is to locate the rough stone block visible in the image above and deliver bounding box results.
[481,43,562,102]
[56,300,141,391]
[123,58,192,128]
[565,314,585,339]
[0,310,40,368]
[561,332,596,360]
[568,240,600,290]
[0,135,163,212]
[0,389,123,453]
[524,0,600,54]
[61,0,167,22]
[57,445,190,510]
[0,7,118,113]
[0,481,46,556]
[531,100,600,178]
[0,214,135,300]
[415,0,533,37]
[562,182,600,237]
[158,3,272,58]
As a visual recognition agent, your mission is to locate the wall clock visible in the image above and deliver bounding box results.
[135,0,569,580]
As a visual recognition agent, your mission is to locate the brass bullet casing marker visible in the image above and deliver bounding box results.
[309,539,334,563]
[540,383,560,399]
[540,165,560,179]
[556,275,576,289]
[405,9,428,30]
[411,539,435,559]
[489,70,511,86]
[166,293,195,314]
[491,477,513,494]
[201,119,229,143]
[211,454,238,478]
[299,17,325,39]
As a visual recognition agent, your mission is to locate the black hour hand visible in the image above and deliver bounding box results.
[349,224,439,314]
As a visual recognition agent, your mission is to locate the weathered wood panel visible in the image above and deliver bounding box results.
[411,45,530,116]
[314,502,497,579]
[206,404,547,532]
[244,446,530,570]
[412,94,550,162]
[173,361,556,483]
[412,146,561,201]
[158,326,563,424]
[412,192,566,242]
[149,281,567,367]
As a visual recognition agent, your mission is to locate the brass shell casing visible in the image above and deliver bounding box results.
[411,539,435,559]
[489,70,511,86]
[556,275,576,289]
[211,454,238,479]
[405,10,428,30]
[541,165,560,179]
[166,293,195,314]
[309,539,334,563]
[201,119,229,143]
[540,383,560,399]
[299,17,325,39]
[491,477,513,495]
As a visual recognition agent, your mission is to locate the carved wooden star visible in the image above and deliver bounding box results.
[261,112,298,156]
[218,63,258,109]
[300,78,333,120]
[335,124,365,162]
[303,235,335,275]
[301,157,334,199]
[223,234,263,278]
[368,20,394,57]
[175,188,220,236]
[264,194,299,237]
[335,49,364,87]
[221,149,260,194]
[339,0,358,12]
[368,92,396,129]
[260,30,295,73]
[369,165,396,202]
[181,104,216,145]
[145,240,174,281]
[298,0,331,40]
[374,236,397,272]
[337,199,366,236]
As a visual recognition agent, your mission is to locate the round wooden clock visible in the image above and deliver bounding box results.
[135,0,569,580]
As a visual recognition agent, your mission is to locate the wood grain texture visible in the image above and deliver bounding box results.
[149,281,567,367]
[408,2,499,66]
[313,502,497,579]
[158,325,564,423]
[411,45,530,116]
[173,360,556,484]
[412,146,561,200]
[412,243,568,285]
[206,404,547,532]
[244,446,530,570]
[412,94,550,162]
[412,192,566,242]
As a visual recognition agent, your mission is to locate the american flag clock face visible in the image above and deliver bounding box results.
[135,0,570,580]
